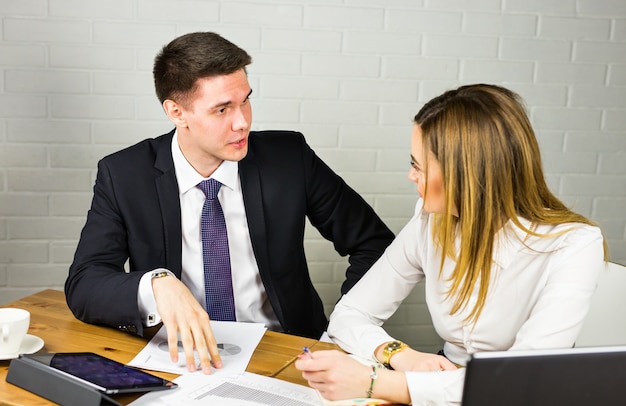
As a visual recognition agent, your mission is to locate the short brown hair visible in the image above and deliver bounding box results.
[153,32,252,107]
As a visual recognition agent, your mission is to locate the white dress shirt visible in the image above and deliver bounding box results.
[138,132,280,330]
[328,199,605,406]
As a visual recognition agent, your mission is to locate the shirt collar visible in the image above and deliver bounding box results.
[171,130,239,194]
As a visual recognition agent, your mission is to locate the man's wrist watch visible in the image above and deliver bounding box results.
[382,340,408,369]
[151,270,174,280]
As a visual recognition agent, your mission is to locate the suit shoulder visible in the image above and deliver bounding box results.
[101,130,174,164]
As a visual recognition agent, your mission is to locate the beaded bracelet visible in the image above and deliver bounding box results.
[366,365,378,398]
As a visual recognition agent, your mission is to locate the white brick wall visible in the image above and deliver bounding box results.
[1,1,625,353]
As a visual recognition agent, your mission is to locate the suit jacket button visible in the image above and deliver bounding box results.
[118,325,137,334]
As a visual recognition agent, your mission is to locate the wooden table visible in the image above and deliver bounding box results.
[0,289,336,405]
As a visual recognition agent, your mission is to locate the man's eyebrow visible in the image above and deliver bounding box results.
[211,89,253,110]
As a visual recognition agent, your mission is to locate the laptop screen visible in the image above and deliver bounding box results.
[462,346,626,406]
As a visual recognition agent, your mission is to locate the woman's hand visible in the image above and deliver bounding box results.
[295,349,412,404]
[294,350,373,401]
[381,346,457,372]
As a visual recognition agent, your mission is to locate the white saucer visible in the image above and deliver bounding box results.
[0,334,44,360]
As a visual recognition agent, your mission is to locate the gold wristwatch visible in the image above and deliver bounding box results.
[382,340,408,369]
[151,270,173,280]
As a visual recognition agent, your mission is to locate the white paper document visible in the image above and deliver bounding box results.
[129,372,392,406]
[128,321,267,375]
[129,372,322,406]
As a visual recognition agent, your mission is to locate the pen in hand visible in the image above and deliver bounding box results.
[301,346,313,359]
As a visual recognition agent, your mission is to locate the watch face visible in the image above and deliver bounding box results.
[389,341,402,351]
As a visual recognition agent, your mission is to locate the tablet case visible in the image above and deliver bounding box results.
[7,355,121,406]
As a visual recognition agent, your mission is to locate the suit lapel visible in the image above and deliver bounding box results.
[239,159,270,273]
[239,156,284,323]
[154,131,183,276]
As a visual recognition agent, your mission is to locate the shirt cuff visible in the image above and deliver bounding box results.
[405,368,466,406]
[137,268,175,327]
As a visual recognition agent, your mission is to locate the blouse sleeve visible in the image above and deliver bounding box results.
[327,201,428,359]
[509,225,605,350]
[405,369,465,406]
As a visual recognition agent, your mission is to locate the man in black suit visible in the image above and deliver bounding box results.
[65,32,394,375]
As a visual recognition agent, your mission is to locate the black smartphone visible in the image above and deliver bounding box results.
[26,352,178,394]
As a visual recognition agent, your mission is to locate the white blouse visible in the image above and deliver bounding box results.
[328,199,605,406]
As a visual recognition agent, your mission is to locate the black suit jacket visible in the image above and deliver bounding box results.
[65,130,394,339]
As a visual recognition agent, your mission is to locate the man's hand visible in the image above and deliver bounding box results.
[152,275,222,374]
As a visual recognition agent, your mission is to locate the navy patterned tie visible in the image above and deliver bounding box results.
[197,179,236,321]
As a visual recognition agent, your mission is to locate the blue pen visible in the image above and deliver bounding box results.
[302,346,313,359]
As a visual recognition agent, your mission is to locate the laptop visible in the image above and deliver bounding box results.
[462,345,626,406]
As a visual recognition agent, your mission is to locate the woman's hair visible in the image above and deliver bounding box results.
[414,84,606,324]
[153,32,252,108]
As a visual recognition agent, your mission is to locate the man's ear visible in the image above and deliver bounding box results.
[163,99,187,127]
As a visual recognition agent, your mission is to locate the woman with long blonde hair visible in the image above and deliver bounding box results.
[296,84,607,405]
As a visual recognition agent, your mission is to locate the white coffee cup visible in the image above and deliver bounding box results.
[0,308,30,356]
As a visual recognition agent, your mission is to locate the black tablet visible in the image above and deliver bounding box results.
[26,352,178,394]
